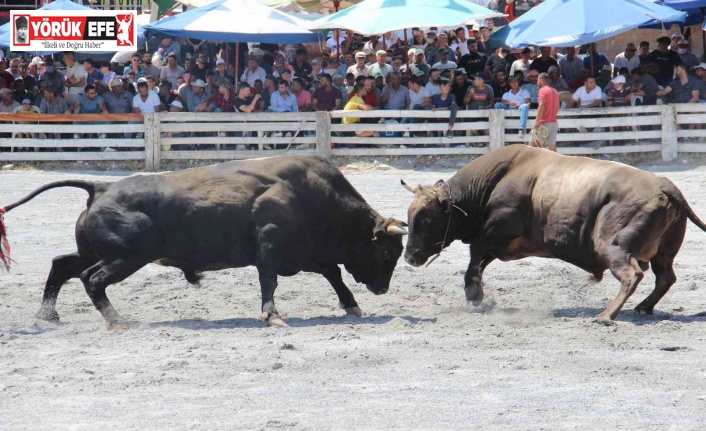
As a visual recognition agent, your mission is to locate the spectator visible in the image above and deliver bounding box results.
[82,58,103,87]
[363,35,383,56]
[342,82,374,138]
[369,50,393,84]
[199,80,235,113]
[412,50,431,84]
[0,87,19,113]
[13,78,33,105]
[510,47,532,81]
[431,78,459,138]
[350,76,380,108]
[614,43,640,77]
[18,63,35,94]
[213,58,234,85]
[669,32,683,52]
[123,53,147,79]
[66,84,108,140]
[529,72,560,151]
[645,36,680,87]
[458,39,487,77]
[191,52,212,82]
[183,37,206,64]
[656,64,699,104]
[381,71,410,110]
[451,69,470,105]
[0,58,15,89]
[241,56,266,87]
[204,70,218,97]
[676,40,699,68]
[269,80,298,112]
[39,88,68,114]
[132,81,162,114]
[153,37,181,67]
[570,75,602,108]
[485,47,511,76]
[631,68,658,105]
[102,78,132,114]
[464,71,494,111]
[494,76,531,138]
[12,98,40,141]
[160,54,185,89]
[336,53,355,77]
[583,43,611,77]
[100,63,117,86]
[402,74,431,128]
[312,73,342,112]
[476,25,492,56]
[142,52,160,78]
[8,58,20,79]
[183,79,207,112]
[290,77,313,112]
[348,51,370,78]
[490,70,510,104]
[279,69,292,85]
[157,80,179,112]
[694,63,706,103]
[559,46,584,90]
[425,68,442,96]
[521,70,539,108]
[332,74,347,100]
[63,52,86,103]
[529,46,558,74]
[427,32,455,65]
[310,58,323,84]
[38,59,64,97]
[292,48,312,81]
[233,82,260,113]
[451,27,470,57]
[638,41,650,63]
[432,48,457,73]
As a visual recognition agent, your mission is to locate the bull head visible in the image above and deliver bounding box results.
[400,180,438,201]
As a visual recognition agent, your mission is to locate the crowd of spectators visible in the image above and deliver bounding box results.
[1,20,705,149]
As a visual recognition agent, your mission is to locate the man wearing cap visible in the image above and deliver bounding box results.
[240,56,266,87]
[102,78,132,114]
[510,47,532,81]
[38,58,63,97]
[670,32,683,52]
[558,47,584,90]
[427,32,455,67]
[494,76,531,138]
[458,39,487,77]
[529,47,559,75]
[184,79,208,112]
[645,36,681,87]
[464,71,494,111]
[521,70,540,108]
[348,52,370,79]
[132,80,162,114]
[604,75,636,107]
[530,72,560,151]
[656,63,699,105]
[213,58,234,85]
[693,63,706,102]
[676,39,698,68]
[368,50,393,84]
[160,54,185,89]
[432,48,457,73]
[0,88,19,113]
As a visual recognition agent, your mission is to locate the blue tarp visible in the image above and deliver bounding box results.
[488,0,687,48]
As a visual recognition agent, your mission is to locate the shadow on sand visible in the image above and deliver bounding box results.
[553,307,706,325]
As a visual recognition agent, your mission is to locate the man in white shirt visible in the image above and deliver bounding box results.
[432,49,457,73]
[132,80,161,114]
[494,76,531,138]
[347,51,370,78]
[450,27,470,57]
[570,75,603,108]
[613,43,640,77]
[63,52,87,103]
[240,56,267,87]
[510,47,532,81]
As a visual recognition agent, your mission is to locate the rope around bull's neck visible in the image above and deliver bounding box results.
[424,182,467,268]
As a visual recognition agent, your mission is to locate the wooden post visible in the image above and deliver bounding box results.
[488,109,505,151]
[316,111,332,158]
[143,113,160,171]
[661,104,678,162]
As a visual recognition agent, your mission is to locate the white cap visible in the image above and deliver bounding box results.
[611,75,626,84]
[170,100,183,109]
[216,58,226,65]
[695,62,706,70]
[671,32,683,39]
[30,56,44,65]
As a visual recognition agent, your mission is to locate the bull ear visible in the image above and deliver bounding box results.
[434,179,445,187]
[400,179,416,193]
[386,225,408,236]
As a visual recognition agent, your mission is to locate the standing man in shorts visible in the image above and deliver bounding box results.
[530,72,560,151]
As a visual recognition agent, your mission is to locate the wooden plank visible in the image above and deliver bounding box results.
[504,130,661,143]
[330,136,489,144]
[0,124,144,133]
[331,147,489,156]
[675,104,706,113]
[160,112,317,122]
[330,109,490,119]
[0,151,145,161]
[661,105,678,162]
[0,113,143,122]
[0,138,144,148]
[676,129,706,138]
[143,113,157,171]
[161,149,317,160]
[560,144,662,155]
[504,116,662,129]
[161,137,316,145]
[677,143,706,152]
[332,122,489,132]
[164,122,318,133]
[504,105,663,117]
[489,109,505,151]
[676,114,706,125]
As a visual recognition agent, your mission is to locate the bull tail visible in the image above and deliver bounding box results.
[660,178,706,233]
[0,180,107,271]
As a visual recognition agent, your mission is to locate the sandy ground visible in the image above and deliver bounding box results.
[2,162,706,430]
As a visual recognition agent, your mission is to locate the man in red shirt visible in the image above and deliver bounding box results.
[530,72,559,152]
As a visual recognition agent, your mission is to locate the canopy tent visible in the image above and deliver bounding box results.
[144,0,321,43]
[641,0,706,28]
[488,0,686,49]
[307,0,503,36]
[657,0,706,7]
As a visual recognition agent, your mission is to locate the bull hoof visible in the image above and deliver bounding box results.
[464,281,484,304]
[35,308,60,322]
[634,305,654,315]
[262,312,289,328]
[344,306,363,317]
[106,321,130,332]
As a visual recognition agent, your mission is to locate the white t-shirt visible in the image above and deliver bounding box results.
[409,86,430,107]
[502,88,531,105]
[65,62,87,101]
[432,61,457,72]
[509,59,531,80]
[133,91,161,114]
[326,36,346,52]
[571,85,603,107]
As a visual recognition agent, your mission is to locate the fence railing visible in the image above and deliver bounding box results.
[0,104,705,170]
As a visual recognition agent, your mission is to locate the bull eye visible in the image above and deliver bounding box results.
[383,249,391,260]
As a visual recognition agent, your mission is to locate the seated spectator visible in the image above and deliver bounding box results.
[190,52,212,82]
[510,47,532,81]
[83,58,103,86]
[342,82,374,138]
[66,84,107,115]
[520,70,539,108]
[269,80,298,112]
[613,43,640,78]
[11,98,40,142]
[157,80,179,112]
[400,74,431,127]
[432,48,457,73]
[102,78,132,114]
[529,46,558,74]
[676,40,699,68]
[583,43,611,77]
[457,39,487,78]
[123,53,147,79]
[160,54,185,89]
[39,88,67,114]
[186,79,208,112]
[368,50,393,84]
[234,82,260,113]
[100,63,117,86]
[132,81,162,114]
[241,56,267,87]
[12,78,33,105]
[38,58,64,97]
[152,37,181,68]
[18,63,35,94]
[570,75,602,108]
[425,68,442,97]
[313,73,342,112]
[490,70,510,104]
[645,36,680,87]
[0,88,19,113]
[292,48,313,81]
[291,77,313,111]
[694,63,706,102]
[198,80,235,113]
[381,71,410,110]
[485,46,511,77]
[494,76,531,138]
[431,78,458,138]
[464,71,494,111]
[559,46,585,90]
[451,69,469,106]
[214,58,234,85]
[142,52,160,78]
[605,75,639,107]
[204,70,218,97]
[348,51,370,78]
[656,64,700,105]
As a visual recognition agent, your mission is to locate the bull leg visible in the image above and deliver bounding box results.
[321,264,362,317]
[596,256,644,320]
[257,269,288,327]
[635,256,677,315]
[464,246,493,306]
[36,252,93,322]
[80,258,146,331]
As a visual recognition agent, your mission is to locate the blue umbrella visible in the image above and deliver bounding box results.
[308,0,504,36]
[144,0,320,43]
[489,0,687,48]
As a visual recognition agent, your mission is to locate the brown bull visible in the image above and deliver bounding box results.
[402,145,706,320]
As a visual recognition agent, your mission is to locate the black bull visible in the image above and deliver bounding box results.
[0,156,408,329]
[402,145,706,320]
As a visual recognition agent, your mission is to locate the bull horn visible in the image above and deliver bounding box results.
[387,225,408,236]
[418,185,437,200]
[400,179,416,193]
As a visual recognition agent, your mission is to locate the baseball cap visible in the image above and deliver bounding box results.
[375,50,387,56]
[415,48,424,56]
[473,71,488,80]
[678,39,689,46]
[21,98,31,104]
[137,77,148,83]
[31,56,44,65]
[695,63,706,70]
[170,100,184,109]
[438,48,449,55]
[671,32,683,39]
[109,78,123,87]
[0,88,12,95]
[611,75,626,84]
[191,79,206,87]
[355,51,366,59]
[548,65,558,73]
[455,68,467,75]
[216,58,225,65]
[657,36,671,45]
